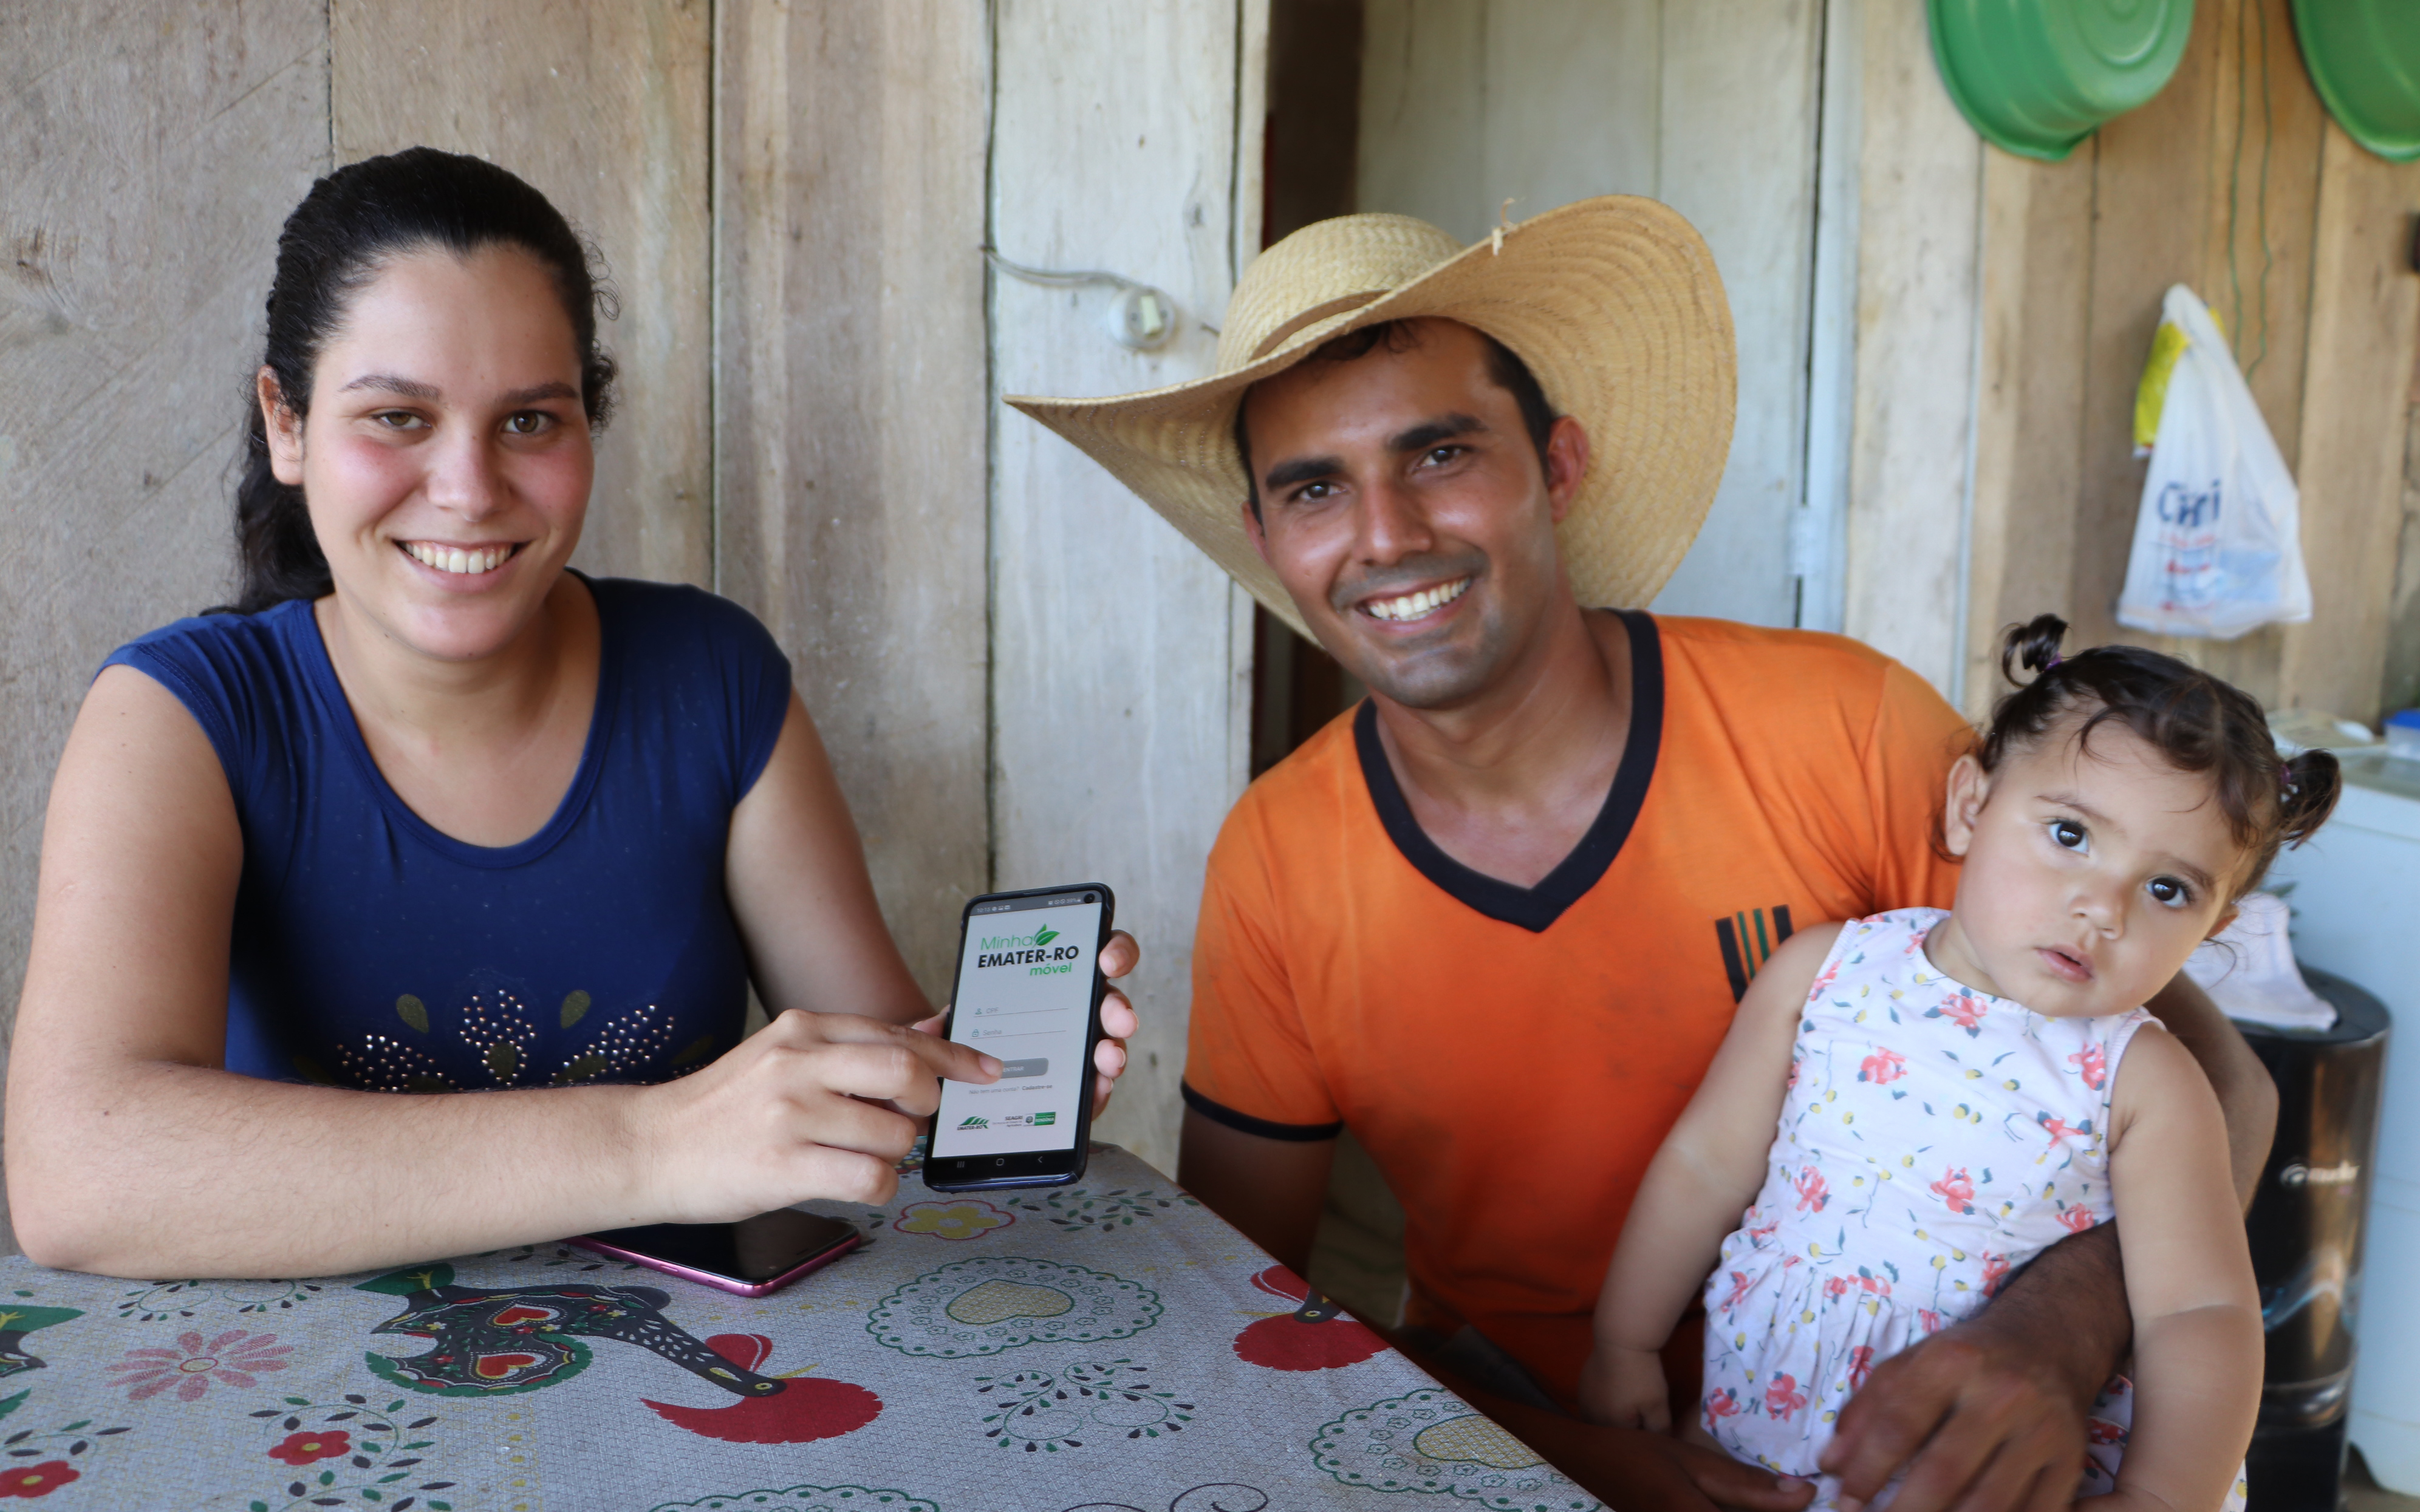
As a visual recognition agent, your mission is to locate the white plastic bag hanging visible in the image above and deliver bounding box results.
[2116,284,2312,639]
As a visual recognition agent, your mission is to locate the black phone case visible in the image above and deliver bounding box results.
[921,882,1115,1193]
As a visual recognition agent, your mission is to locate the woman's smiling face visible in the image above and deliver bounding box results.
[1931,715,2243,1019]
[262,242,593,662]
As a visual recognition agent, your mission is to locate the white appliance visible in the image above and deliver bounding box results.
[2268,749,2420,1491]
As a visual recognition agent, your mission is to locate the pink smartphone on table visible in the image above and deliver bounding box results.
[570,1209,863,1298]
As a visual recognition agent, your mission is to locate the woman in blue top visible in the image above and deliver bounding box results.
[4,148,1137,1278]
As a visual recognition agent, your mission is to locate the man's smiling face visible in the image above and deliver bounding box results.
[1237,318,1587,711]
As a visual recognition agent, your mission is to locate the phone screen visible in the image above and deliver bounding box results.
[930,888,1106,1163]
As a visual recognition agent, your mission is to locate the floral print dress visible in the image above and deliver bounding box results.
[1700,909,2247,1510]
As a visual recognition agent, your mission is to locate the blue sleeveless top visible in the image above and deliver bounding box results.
[100,576,789,1091]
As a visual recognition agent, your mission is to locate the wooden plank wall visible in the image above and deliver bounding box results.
[713,1,993,1004]
[329,0,714,590]
[0,0,334,1247]
[1352,0,1824,633]
[989,0,1265,1173]
[1964,0,2420,725]
[1836,0,1985,701]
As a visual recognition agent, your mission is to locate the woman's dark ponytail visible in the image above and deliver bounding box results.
[227,392,332,615]
[213,147,617,615]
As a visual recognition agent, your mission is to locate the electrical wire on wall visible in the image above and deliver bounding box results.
[981,247,1219,352]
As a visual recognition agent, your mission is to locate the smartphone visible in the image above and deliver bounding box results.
[570,1208,863,1297]
[924,883,1116,1191]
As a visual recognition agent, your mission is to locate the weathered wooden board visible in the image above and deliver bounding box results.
[1838,0,1983,699]
[990,0,1263,1173]
[712,0,994,1004]
[1356,0,1489,239]
[2277,123,2420,723]
[2388,417,2420,717]
[2057,0,2314,702]
[329,0,713,589]
[1651,0,1822,627]
[0,0,333,1250]
[1355,0,1820,631]
[1964,148,2095,717]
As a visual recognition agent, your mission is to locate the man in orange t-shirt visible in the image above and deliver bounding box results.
[1008,202,2273,1512]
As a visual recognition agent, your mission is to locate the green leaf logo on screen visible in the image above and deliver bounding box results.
[1033,927,1059,947]
[957,1115,988,1130]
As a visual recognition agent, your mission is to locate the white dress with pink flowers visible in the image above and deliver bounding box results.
[1700,908,2247,1510]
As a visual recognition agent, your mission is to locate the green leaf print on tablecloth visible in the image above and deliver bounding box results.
[866,1258,1160,1358]
[112,1279,326,1322]
[974,1358,1195,1451]
[1003,1187,1200,1234]
[0,1406,134,1499]
[241,1392,461,1512]
[647,1487,940,1512]
[1311,1388,1602,1511]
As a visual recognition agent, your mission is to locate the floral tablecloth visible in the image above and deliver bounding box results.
[0,1148,1602,1512]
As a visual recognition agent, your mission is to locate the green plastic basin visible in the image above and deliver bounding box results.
[1930,0,2196,162]
[2292,0,2420,163]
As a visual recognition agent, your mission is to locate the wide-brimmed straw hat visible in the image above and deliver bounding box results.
[1007,197,1737,640]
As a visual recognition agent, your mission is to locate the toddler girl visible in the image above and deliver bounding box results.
[1580,616,2340,1511]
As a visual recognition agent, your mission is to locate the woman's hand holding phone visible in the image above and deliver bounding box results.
[922,928,1141,1115]
[634,1010,1003,1223]
[1089,930,1142,1116]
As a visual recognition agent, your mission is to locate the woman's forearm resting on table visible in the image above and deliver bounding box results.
[7,1060,653,1276]
[5,1007,972,1279]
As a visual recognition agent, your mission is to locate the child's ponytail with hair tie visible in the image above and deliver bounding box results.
[2000,613,2070,686]
[2276,747,2343,850]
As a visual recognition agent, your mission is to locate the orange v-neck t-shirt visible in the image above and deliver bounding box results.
[1182,612,1971,1404]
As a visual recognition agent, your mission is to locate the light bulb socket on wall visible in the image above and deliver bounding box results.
[1106,285,1179,351]
[984,246,1205,355]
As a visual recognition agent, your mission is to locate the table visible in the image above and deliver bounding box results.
[0,1148,1604,1511]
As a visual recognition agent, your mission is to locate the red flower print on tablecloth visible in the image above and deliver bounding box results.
[2059,1205,2097,1234]
[265,1428,351,1466]
[2068,1044,2108,1089]
[107,1328,290,1401]
[1791,1167,1828,1213]
[1849,1344,1876,1391]
[1858,1047,1906,1085]
[1765,1374,1808,1420]
[0,1462,77,1499]
[1929,1167,1977,1215]
[1918,1308,1943,1334]
[1706,1386,1742,1422]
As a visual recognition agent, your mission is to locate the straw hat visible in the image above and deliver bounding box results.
[1007,196,1737,641]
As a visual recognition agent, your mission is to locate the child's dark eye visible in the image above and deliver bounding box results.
[2147,876,2193,908]
[2048,820,2087,851]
